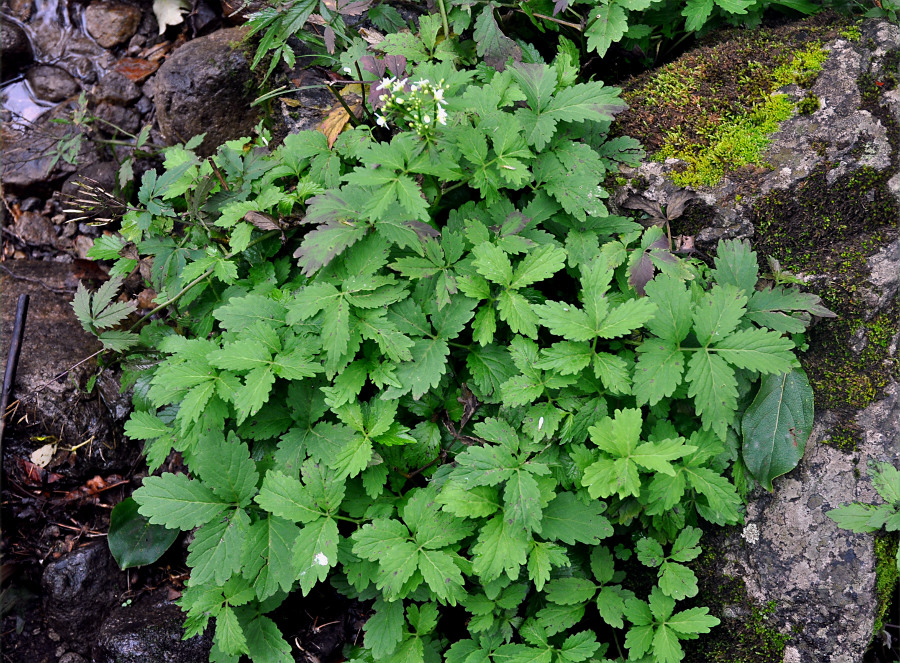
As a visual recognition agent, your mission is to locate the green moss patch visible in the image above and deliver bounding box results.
[873,532,899,636]
[613,12,855,187]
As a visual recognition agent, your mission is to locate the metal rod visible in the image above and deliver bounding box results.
[0,294,30,446]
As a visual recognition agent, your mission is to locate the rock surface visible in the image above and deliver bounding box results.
[93,591,213,663]
[150,27,259,155]
[42,543,127,655]
[0,261,138,482]
[83,1,142,49]
[26,64,81,102]
[614,18,899,662]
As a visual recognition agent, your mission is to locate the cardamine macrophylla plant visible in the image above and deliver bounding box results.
[75,42,832,663]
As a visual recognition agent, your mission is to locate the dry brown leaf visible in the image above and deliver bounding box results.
[280,97,302,108]
[316,103,361,148]
[359,27,384,46]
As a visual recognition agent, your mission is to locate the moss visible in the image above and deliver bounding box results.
[683,546,793,662]
[613,12,855,187]
[873,532,899,637]
[840,23,863,42]
[821,424,860,452]
[796,93,820,115]
[659,93,796,188]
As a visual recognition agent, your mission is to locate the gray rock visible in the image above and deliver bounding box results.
[151,27,260,155]
[26,64,81,102]
[7,0,33,21]
[42,543,126,655]
[58,654,87,663]
[92,71,142,106]
[61,160,120,199]
[93,591,212,663]
[94,102,141,135]
[83,1,142,49]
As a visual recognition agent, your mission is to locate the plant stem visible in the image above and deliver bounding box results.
[128,231,279,331]
[516,9,583,30]
[436,0,450,39]
[325,83,361,127]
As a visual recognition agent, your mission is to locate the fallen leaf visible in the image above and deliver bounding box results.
[359,27,384,45]
[113,58,161,82]
[30,443,57,468]
[280,97,302,107]
[137,288,158,309]
[316,104,360,148]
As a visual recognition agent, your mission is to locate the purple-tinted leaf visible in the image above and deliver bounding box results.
[553,0,570,16]
[622,195,664,219]
[337,0,372,15]
[665,190,696,220]
[406,220,441,239]
[324,26,336,54]
[629,252,655,296]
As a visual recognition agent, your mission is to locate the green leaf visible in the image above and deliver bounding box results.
[658,562,698,600]
[108,497,179,569]
[827,503,885,533]
[242,516,301,600]
[666,606,720,634]
[256,470,325,523]
[124,411,171,440]
[294,517,339,594]
[473,4,520,69]
[586,3,629,56]
[216,605,249,657]
[595,298,657,339]
[540,492,613,545]
[472,515,529,581]
[692,286,747,346]
[418,548,466,604]
[644,275,692,343]
[713,328,795,374]
[511,244,566,289]
[439,484,500,519]
[134,473,229,529]
[189,508,249,585]
[683,0,714,31]
[742,368,814,491]
[384,338,450,400]
[244,615,293,663]
[365,598,405,658]
[871,462,900,506]
[467,344,517,396]
[634,341,685,406]
[195,433,259,507]
[528,541,569,592]
[545,577,597,605]
[711,239,758,297]
[686,351,737,441]
[473,242,514,287]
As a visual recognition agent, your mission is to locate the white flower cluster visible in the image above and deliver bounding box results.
[372,76,449,137]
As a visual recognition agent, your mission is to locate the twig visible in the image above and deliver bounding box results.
[31,349,105,394]
[325,83,361,128]
[0,264,75,294]
[516,9,583,30]
[0,295,29,446]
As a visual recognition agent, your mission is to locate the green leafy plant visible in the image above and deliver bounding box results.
[108,496,179,569]
[828,461,900,570]
[75,15,835,663]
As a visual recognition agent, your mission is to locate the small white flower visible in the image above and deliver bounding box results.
[436,107,448,125]
[376,76,395,91]
[395,97,404,104]
[314,553,329,566]
[538,416,544,431]
[343,66,353,74]
[422,114,431,124]
[375,114,388,127]
[433,87,445,101]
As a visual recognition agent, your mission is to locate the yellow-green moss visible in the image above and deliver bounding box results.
[840,23,863,42]
[659,94,795,188]
[796,93,820,115]
[873,532,899,636]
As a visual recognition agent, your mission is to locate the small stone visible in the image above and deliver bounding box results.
[48,629,61,642]
[92,71,141,106]
[58,654,87,663]
[83,2,142,49]
[92,102,141,135]
[13,211,57,246]
[74,235,94,260]
[26,65,81,103]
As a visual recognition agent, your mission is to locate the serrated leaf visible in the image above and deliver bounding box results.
[215,604,249,657]
[242,516,301,600]
[256,470,324,523]
[658,562,698,600]
[683,0,714,31]
[124,411,171,440]
[189,508,249,585]
[472,515,529,581]
[383,338,450,400]
[634,341,685,406]
[713,328,795,373]
[826,503,885,533]
[711,239,758,297]
[244,615,292,663]
[134,473,228,529]
[195,434,259,507]
[692,286,747,346]
[438,484,500,519]
[645,275,692,342]
[586,3,628,56]
[742,368,814,491]
[686,350,737,441]
[473,4,521,70]
[595,298,657,339]
[364,598,405,658]
[541,492,613,545]
[294,517,339,594]
[545,577,597,605]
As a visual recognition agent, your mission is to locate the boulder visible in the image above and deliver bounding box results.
[42,543,127,655]
[1,19,33,75]
[150,27,260,155]
[612,16,899,662]
[83,1,142,49]
[92,71,142,106]
[93,591,212,663]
